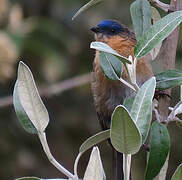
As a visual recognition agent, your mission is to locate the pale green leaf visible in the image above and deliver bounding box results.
[99,51,122,80]
[156,70,182,90]
[134,10,182,58]
[150,7,162,60]
[15,177,40,180]
[72,0,103,20]
[13,81,37,134]
[90,42,131,64]
[145,121,170,180]
[17,61,49,132]
[111,105,142,154]
[130,0,151,41]
[79,130,110,153]
[123,96,134,112]
[83,147,105,180]
[172,164,182,180]
[130,77,156,143]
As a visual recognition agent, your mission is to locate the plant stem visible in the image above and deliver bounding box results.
[74,152,82,179]
[123,154,131,180]
[119,78,136,92]
[38,131,75,179]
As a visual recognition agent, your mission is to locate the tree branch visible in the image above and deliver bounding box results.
[149,0,170,12]
[0,73,91,108]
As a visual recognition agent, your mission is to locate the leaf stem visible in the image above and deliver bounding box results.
[74,152,82,179]
[123,154,131,180]
[38,132,75,179]
[119,78,136,92]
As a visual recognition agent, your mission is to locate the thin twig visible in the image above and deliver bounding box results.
[0,73,91,108]
[154,108,161,123]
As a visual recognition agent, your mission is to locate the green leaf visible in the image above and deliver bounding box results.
[15,177,40,180]
[90,42,131,64]
[130,77,156,143]
[17,61,49,132]
[156,69,182,90]
[13,81,37,134]
[72,0,103,20]
[150,7,162,60]
[172,164,182,180]
[111,105,142,154]
[145,121,170,180]
[123,97,135,112]
[130,0,151,41]
[79,130,110,154]
[134,10,182,58]
[157,153,169,180]
[83,147,105,180]
[99,51,122,80]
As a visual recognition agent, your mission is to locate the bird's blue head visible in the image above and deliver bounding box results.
[91,20,123,36]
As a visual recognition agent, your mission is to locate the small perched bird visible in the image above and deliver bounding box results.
[91,20,153,180]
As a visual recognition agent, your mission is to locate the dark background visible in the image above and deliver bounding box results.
[0,0,182,179]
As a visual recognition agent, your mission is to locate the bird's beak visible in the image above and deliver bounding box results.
[90,26,101,33]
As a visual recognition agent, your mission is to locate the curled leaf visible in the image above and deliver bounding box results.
[17,61,49,132]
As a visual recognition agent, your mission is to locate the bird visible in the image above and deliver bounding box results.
[90,20,153,180]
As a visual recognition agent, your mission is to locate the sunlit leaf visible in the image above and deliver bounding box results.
[145,121,170,180]
[111,105,142,154]
[99,51,122,80]
[130,0,151,41]
[172,164,182,180]
[156,70,182,90]
[90,42,131,64]
[13,81,37,134]
[79,130,110,154]
[134,10,182,58]
[72,0,103,20]
[17,61,49,132]
[130,77,156,143]
[83,147,105,180]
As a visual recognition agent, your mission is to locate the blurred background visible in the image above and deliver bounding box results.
[0,0,181,179]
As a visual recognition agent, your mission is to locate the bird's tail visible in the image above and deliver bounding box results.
[112,149,124,180]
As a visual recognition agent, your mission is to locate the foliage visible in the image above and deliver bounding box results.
[12,0,182,180]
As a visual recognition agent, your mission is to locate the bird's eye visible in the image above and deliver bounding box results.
[111,29,116,33]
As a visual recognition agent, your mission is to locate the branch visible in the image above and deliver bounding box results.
[155,0,182,122]
[149,0,170,12]
[0,73,91,108]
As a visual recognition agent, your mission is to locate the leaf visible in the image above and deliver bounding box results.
[13,81,37,134]
[134,10,182,58]
[15,177,40,180]
[157,153,169,180]
[99,51,122,80]
[172,164,182,180]
[83,147,105,180]
[72,0,103,20]
[90,42,131,64]
[130,77,156,143]
[130,0,151,41]
[156,69,182,90]
[145,121,170,180]
[79,130,110,154]
[123,97,135,112]
[150,7,162,60]
[110,105,142,154]
[17,61,49,132]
